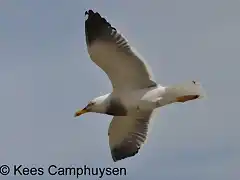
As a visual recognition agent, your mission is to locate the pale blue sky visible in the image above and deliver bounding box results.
[0,0,239,180]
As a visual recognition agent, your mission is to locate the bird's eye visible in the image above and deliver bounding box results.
[88,102,95,107]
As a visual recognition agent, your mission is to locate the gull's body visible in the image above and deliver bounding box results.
[75,10,205,162]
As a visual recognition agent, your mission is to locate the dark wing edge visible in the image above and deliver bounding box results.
[85,9,131,52]
[109,114,151,162]
[111,145,140,162]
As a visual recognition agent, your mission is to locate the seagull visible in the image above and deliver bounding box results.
[74,10,205,162]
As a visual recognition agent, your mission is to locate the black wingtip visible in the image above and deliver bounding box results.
[85,10,94,15]
[85,9,104,23]
[111,147,139,162]
[84,9,115,45]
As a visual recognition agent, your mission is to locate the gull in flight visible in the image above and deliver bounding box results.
[74,10,205,162]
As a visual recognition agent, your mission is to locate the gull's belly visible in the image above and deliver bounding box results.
[117,86,166,112]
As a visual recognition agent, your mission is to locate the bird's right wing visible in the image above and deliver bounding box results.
[85,10,157,90]
[108,111,153,162]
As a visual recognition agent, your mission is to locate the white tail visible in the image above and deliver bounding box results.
[166,81,206,99]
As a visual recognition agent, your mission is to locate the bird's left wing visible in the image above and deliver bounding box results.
[85,10,157,90]
[108,111,153,162]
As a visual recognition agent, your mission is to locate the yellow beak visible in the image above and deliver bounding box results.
[176,95,199,103]
[74,108,88,117]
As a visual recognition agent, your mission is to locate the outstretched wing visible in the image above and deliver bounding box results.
[85,10,157,90]
[108,112,153,162]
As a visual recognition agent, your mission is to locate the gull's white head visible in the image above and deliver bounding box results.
[74,95,109,117]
